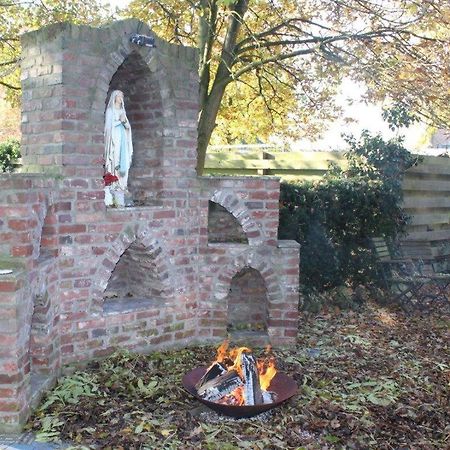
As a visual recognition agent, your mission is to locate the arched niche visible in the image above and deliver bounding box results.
[208,201,248,244]
[227,267,268,334]
[103,240,166,314]
[106,50,164,206]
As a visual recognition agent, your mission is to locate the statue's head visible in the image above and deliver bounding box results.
[107,90,124,109]
[114,91,124,108]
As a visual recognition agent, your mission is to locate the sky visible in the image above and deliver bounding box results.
[104,0,130,11]
[293,79,428,152]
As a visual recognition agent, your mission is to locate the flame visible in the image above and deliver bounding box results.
[215,340,229,363]
[232,385,245,406]
[212,341,278,401]
[229,346,251,379]
[217,385,245,406]
[258,358,277,391]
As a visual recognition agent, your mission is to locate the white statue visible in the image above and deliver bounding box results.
[104,90,133,193]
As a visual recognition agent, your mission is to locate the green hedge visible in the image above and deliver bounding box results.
[0,138,21,172]
[278,131,417,291]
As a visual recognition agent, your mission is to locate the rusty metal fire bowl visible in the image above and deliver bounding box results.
[182,366,297,418]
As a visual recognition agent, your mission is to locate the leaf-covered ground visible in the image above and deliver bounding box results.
[28,303,449,449]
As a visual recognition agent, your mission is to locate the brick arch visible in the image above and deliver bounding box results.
[212,248,282,306]
[210,190,263,245]
[90,222,174,312]
[89,21,176,128]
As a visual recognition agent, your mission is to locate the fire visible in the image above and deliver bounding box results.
[258,358,277,391]
[228,346,251,379]
[210,341,278,405]
[215,340,229,363]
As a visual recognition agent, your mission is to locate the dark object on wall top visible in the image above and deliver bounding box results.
[130,33,156,48]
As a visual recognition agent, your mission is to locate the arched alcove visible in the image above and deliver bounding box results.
[208,201,248,244]
[107,50,164,206]
[103,241,166,313]
[227,267,268,334]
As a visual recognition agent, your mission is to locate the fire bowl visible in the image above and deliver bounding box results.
[182,366,297,418]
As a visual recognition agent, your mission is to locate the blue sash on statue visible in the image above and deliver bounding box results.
[118,123,128,176]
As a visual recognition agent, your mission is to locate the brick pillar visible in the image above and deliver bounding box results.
[0,269,30,432]
[268,240,300,346]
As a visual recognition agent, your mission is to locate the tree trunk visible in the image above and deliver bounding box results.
[197,80,229,174]
[196,0,249,175]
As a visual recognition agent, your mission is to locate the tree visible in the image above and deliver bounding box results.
[0,0,112,104]
[1,1,450,173]
[123,0,450,173]
[0,86,20,140]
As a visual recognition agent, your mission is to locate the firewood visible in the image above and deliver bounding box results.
[197,370,243,401]
[241,353,263,405]
[195,362,227,390]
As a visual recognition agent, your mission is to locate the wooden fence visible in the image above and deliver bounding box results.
[205,148,450,258]
[205,147,346,181]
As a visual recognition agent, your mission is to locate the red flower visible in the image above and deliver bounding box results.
[103,172,119,186]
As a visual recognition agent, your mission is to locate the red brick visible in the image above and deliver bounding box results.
[59,224,86,233]
[0,232,14,241]
[69,179,89,188]
[0,280,21,293]
[153,210,176,219]
[6,192,38,204]
[11,244,33,256]
[0,388,15,398]
[0,400,19,412]
[54,202,71,212]
[8,219,35,231]
[61,344,74,355]
[136,310,160,320]
[284,311,299,320]
[150,334,172,345]
[212,328,227,337]
[0,373,21,384]
[284,329,298,337]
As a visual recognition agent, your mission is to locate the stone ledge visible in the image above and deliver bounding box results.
[277,240,300,248]
[103,297,166,315]
[207,242,249,249]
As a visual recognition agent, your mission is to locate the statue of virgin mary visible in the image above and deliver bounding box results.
[104,90,133,192]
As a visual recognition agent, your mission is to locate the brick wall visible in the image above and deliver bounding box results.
[197,176,300,347]
[0,20,300,431]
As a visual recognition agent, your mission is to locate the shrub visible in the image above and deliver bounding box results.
[0,138,21,172]
[279,132,417,292]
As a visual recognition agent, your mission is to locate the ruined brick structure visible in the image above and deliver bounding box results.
[0,20,300,431]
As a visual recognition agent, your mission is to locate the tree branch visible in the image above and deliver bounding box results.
[0,59,19,67]
[0,80,20,90]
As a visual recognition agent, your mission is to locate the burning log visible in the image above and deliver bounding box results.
[241,353,263,405]
[193,342,279,407]
[197,370,243,402]
[195,362,226,391]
